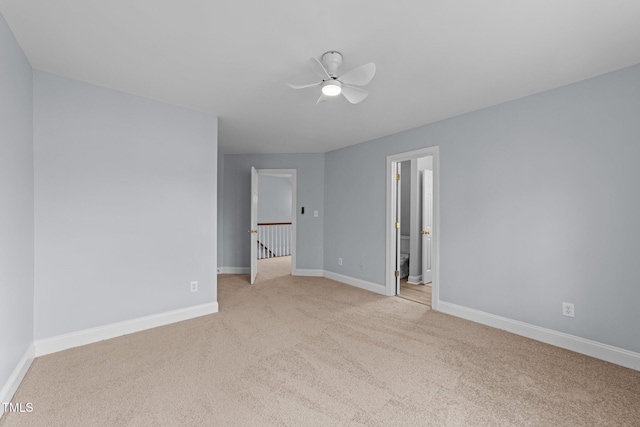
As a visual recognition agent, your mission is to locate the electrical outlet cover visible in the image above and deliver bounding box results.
[562,302,574,317]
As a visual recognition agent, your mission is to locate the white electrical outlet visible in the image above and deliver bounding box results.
[562,302,574,317]
[359,263,364,271]
[314,210,319,217]
[191,281,198,292]
[338,257,343,266]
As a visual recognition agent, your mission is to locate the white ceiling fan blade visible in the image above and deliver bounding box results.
[287,81,322,89]
[309,56,331,80]
[316,94,330,104]
[339,63,376,86]
[341,85,368,104]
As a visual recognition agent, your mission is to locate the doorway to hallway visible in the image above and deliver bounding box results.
[249,168,297,284]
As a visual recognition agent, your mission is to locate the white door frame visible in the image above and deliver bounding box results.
[421,169,434,284]
[250,167,258,284]
[255,169,297,275]
[394,162,402,295]
[385,147,440,309]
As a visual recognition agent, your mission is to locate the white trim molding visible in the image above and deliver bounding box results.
[407,275,423,285]
[218,267,250,275]
[438,301,640,371]
[293,269,324,277]
[35,302,218,357]
[323,270,387,295]
[0,342,35,418]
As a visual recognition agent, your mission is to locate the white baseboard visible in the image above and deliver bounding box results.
[407,275,423,285]
[293,268,323,277]
[323,270,387,295]
[438,301,640,371]
[220,267,324,277]
[35,302,218,357]
[218,267,250,274]
[0,342,35,418]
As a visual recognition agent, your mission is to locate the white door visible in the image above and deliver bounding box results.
[250,167,258,284]
[421,170,433,284]
[395,162,402,295]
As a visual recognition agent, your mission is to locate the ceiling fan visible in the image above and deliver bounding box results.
[287,51,376,104]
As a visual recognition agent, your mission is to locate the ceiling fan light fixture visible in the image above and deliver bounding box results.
[287,52,375,104]
[322,80,342,96]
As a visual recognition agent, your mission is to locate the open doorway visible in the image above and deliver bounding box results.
[249,168,297,284]
[396,159,433,306]
[385,147,439,309]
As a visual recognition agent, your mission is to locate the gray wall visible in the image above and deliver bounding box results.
[258,176,292,223]
[219,154,324,270]
[33,72,218,339]
[0,13,34,395]
[324,64,640,353]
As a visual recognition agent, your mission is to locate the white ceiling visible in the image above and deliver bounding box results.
[2,0,640,154]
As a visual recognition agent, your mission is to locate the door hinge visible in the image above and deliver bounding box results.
[394,222,400,229]
[395,173,401,181]
[395,270,400,277]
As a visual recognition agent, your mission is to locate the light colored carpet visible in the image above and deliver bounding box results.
[3,257,639,426]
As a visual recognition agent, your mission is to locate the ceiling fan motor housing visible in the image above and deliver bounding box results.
[322,51,342,78]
